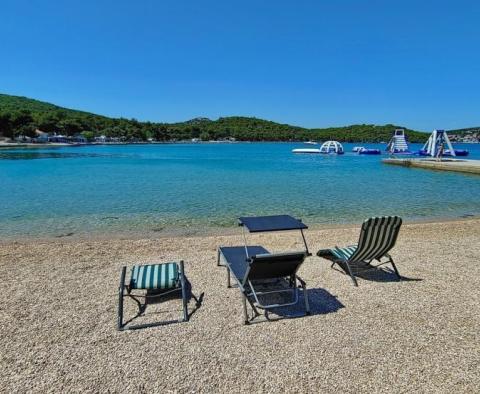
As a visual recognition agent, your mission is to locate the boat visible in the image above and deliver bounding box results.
[416,129,469,157]
[292,148,321,154]
[304,141,318,145]
[386,129,412,154]
[352,146,363,152]
[358,147,381,155]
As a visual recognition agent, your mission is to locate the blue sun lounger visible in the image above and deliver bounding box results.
[218,215,311,324]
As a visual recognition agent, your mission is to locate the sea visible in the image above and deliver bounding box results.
[1,142,479,238]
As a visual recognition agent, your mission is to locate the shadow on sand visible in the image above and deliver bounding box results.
[334,265,423,284]
[259,287,345,322]
[122,278,204,327]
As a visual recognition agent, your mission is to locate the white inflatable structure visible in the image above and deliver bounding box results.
[387,129,411,154]
[292,148,321,154]
[319,140,344,154]
[422,129,455,157]
[292,140,344,154]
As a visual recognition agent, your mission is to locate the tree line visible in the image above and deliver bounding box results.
[0,93,429,142]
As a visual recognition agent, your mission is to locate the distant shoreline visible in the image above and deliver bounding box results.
[1,141,479,149]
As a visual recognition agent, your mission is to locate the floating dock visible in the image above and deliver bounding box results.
[382,158,480,175]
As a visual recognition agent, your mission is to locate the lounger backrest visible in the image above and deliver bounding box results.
[246,252,306,281]
[349,216,402,262]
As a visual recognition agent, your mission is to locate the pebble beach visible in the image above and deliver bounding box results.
[1,218,479,393]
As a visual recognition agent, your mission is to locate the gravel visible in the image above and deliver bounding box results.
[1,219,479,393]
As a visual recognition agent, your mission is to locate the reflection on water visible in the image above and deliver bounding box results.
[0,150,130,160]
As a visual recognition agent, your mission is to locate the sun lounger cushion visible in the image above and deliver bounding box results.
[317,246,357,261]
[130,263,179,290]
[331,246,357,261]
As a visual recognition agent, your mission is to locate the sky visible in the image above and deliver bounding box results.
[1,0,479,130]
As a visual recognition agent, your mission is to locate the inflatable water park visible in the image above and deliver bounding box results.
[292,129,468,157]
[386,128,468,157]
[417,129,469,157]
[292,140,344,154]
[352,146,381,155]
[386,129,412,154]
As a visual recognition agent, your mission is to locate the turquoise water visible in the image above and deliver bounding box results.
[1,142,479,238]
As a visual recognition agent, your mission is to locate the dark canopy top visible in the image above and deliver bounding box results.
[238,215,308,233]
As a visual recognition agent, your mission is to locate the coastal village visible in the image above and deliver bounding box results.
[8,129,119,145]
[448,130,480,143]
[3,127,480,146]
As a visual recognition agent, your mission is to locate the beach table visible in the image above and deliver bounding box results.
[217,215,311,324]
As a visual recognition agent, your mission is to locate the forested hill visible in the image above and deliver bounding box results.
[0,93,428,142]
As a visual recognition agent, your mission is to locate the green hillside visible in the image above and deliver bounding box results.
[0,93,428,142]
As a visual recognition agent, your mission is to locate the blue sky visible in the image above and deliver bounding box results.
[1,0,479,130]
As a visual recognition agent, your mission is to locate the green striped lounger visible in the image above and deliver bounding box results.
[317,216,403,287]
[118,261,193,330]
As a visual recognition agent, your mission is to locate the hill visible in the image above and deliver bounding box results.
[0,93,428,142]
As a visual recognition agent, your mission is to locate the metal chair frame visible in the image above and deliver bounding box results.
[330,252,400,287]
[217,249,310,325]
[117,260,190,330]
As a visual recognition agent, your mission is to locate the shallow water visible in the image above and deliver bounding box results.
[0,142,479,238]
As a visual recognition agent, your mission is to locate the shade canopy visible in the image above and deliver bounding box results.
[238,215,308,233]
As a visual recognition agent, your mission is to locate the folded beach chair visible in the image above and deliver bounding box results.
[317,216,402,286]
[118,261,194,330]
[218,246,310,324]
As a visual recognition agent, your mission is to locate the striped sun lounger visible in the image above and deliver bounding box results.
[130,263,179,290]
[118,261,197,330]
[317,216,403,286]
